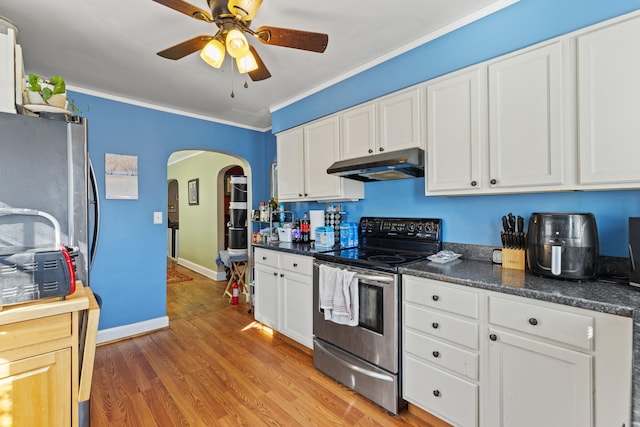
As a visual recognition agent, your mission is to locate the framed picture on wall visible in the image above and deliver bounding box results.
[188,178,199,205]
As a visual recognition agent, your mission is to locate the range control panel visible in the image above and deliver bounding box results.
[359,217,442,241]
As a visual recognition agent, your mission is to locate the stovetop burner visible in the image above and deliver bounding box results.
[368,254,407,264]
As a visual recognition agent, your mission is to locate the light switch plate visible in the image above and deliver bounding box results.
[153,211,163,224]
[492,249,502,264]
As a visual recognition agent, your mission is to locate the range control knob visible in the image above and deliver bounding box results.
[407,223,416,233]
[425,222,434,232]
[416,223,424,233]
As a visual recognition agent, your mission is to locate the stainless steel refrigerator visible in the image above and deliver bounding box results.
[0,110,100,426]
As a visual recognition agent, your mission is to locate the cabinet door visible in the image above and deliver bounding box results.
[276,128,305,201]
[254,263,279,329]
[280,270,313,348]
[426,67,486,193]
[486,329,592,427]
[378,87,423,152]
[341,103,377,160]
[488,42,566,189]
[0,349,71,427]
[303,115,342,199]
[577,15,640,186]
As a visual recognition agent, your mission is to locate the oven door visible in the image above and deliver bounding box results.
[313,260,399,373]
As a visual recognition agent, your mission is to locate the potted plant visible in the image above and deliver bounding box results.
[25,73,83,113]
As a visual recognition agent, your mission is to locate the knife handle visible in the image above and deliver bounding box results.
[517,216,524,233]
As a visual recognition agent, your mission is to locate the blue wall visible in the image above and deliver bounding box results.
[72,93,276,330]
[274,0,640,258]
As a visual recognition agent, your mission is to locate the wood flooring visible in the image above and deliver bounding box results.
[90,261,449,426]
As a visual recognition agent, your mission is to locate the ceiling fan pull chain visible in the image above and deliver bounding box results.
[230,57,236,98]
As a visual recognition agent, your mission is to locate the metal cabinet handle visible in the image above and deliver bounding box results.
[490,179,497,185]
[432,322,439,329]
[528,318,538,326]
[489,334,497,341]
[262,256,267,260]
[433,390,441,397]
[471,180,477,187]
[368,149,373,153]
[432,351,440,358]
[379,147,384,152]
[298,193,303,197]
[273,272,278,276]
[432,295,439,302]
[280,273,284,277]
[293,263,298,267]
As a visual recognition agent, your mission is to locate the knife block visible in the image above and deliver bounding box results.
[502,248,526,271]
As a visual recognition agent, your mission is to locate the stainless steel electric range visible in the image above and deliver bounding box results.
[312,217,442,414]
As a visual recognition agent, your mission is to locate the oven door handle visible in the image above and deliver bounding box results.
[353,273,394,284]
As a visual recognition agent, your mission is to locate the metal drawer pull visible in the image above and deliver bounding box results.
[489,334,497,341]
[293,263,298,267]
[280,274,284,277]
[262,256,267,260]
[432,351,440,358]
[432,322,439,329]
[528,318,538,326]
[432,295,439,301]
[273,272,278,276]
[433,390,441,397]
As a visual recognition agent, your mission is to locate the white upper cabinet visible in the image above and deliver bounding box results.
[576,14,640,187]
[488,41,567,190]
[277,115,364,202]
[276,127,305,201]
[303,116,342,199]
[340,87,424,161]
[426,41,570,195]
[341,103,377,160]
[378,87,424,153]
[426,67,486,193]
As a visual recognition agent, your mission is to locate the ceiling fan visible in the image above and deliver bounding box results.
[153,0,329,81]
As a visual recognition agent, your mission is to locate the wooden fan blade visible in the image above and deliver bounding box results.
[256,26,328,53]
[157,35,213,60]
[248,45,271,81]
[152,0,212,21]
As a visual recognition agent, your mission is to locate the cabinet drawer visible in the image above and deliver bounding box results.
[280,253,313,275]
[254,248,279,268]
[488,296,594,350]
[0,314,70,352]
[405,303,478,350]
[405,329,478,380]
[404,355,478,427]
[404,276,478,319]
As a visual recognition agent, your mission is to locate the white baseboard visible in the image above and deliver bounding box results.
[97,316,169,344]
[178,257,227,281]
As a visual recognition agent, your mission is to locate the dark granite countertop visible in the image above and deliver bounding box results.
[252,241,338,256]
[399,258,640,317]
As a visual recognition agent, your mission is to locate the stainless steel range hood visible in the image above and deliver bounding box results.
[327,148,424,182]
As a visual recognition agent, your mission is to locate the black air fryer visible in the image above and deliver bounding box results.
[527,213,599,280]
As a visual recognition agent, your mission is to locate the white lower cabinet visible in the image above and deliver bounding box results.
[253,248,313,348]
[402,275,633,427]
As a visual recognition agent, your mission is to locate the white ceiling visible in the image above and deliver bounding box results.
[1,0,514,130]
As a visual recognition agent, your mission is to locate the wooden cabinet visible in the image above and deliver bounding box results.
[576,14,640,188]
[0,285,99,427]
[426,42,569,195]
[401,275,633,427]
[253,248,313,348]
[341,87,424,161]
[277,115,364,202]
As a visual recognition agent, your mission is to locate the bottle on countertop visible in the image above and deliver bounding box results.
[301,212,310,243]
[291,220,302,243]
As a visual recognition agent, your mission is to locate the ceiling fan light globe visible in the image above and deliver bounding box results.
[228,0,263,20]
[237,52,258,73]
[226,29,250,58]
[200,38,225,68]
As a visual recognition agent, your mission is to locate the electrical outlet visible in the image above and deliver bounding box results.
[492,249,502,264]
[153,211,163,224]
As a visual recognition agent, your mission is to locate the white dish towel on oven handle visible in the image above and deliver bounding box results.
[319,264,359,326]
